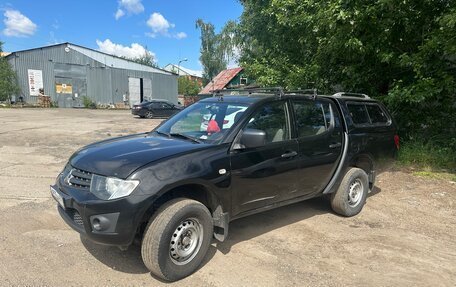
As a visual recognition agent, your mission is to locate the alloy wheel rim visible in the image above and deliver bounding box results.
[348,178,363,207]
[169,218,203,265]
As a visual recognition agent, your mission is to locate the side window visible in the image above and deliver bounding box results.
[293,100,332,137]
[245,101,290,143]
[347,104,370,125]
[366,104,389,124]
[161,102,172,108]
[150,102,162,109]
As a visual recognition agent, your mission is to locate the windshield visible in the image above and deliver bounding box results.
[156,101,250,144]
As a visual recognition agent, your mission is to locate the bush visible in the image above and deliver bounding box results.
[398,139,456,172]
[82,96,96,109]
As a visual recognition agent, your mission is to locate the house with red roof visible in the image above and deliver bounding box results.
[199,67,251,95]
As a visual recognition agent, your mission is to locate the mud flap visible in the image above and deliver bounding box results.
[212,205,229,242]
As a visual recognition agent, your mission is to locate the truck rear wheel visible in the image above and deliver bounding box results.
[141,198,213,281]
[330,167,368,217]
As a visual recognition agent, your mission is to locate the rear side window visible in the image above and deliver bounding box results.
[347,103,390,126]
[150,102,162,109]
[347,104,370,125]
[366,104,388,124]
[293,100,332,137]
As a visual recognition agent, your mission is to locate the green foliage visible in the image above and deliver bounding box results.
[121,47,157,67]
[82,96,96,109]
[196,19,238,83]
[131,49,158,67]
[229,0,455,144]
[0,42,20,101]
[398,139,456,172]
[178,77,201,96]
[196,19,226,83]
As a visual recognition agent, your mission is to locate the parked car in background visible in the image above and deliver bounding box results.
[132,100,182,119]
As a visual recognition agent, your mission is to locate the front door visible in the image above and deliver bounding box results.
[230,100,300,216]
[291,98,344,197]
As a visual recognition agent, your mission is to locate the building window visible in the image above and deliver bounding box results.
[240,77,248,85]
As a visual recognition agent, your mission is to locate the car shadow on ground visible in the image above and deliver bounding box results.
[80,187,382,277]
[81,236,149,274]
[215,186,382,255]
[214,197,331,255]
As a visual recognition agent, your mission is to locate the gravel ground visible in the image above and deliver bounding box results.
[0,108,455,287]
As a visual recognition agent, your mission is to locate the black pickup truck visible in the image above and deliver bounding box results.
[51,90,398,281]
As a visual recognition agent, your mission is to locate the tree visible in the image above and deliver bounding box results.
[131,49,158,68]
[178,77,201,96]
[229,0,456,142]
[196,19,229,84]
[0,42,19,102]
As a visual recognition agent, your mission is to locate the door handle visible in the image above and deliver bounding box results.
[329,143,342,149]
[281,151,298,159]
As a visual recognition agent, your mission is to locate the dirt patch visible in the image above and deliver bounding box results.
[0,108,454,286]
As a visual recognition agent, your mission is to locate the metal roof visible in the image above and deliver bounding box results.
[163,64,203,78]
[199,67,243,94]
[6,42,173,75]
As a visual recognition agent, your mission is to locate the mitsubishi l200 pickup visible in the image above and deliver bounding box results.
[51,90,398,281]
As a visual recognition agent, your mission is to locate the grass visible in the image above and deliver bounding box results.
[412,170,456,182]
[398,140,456,174]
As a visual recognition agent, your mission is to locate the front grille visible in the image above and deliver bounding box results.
[66,208,84,226]
[67,168,92,189]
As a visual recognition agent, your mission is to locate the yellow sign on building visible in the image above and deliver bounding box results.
[56,83,73,94]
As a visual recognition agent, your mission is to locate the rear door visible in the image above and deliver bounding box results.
[347,102,395,158]
[161,102,177,117]
[230,100,300,216]
[291,98,344,198]
[149,102,165,117]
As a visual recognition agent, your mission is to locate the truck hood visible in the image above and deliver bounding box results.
[69,133,209,179]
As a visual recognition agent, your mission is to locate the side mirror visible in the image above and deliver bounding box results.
[239,129,266,149]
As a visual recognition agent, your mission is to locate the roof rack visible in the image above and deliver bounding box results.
[284,89,315,94]
[212,87,284,97]
[285,88,318,100]
[332,92,370,99]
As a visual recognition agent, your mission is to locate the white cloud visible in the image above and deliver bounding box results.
[114,0,144,20]
[114,9,125,20]
[146,12,174,37]
[3,9,37,37]
[175,32,187,39]
[96,39,155,60]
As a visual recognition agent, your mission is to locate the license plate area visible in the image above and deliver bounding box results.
[50,186,65,209]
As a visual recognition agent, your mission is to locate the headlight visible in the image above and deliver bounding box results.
[90,174,139,200]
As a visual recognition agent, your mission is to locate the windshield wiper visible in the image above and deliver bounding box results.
[169,133,203,144]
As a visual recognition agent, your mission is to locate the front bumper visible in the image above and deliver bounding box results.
[131,109,143,116]
[51,183,151,246]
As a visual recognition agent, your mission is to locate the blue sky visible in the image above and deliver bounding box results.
[0,0,243,72]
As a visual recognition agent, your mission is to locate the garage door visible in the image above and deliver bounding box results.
[128,77,141,106]
[143,78,152,101]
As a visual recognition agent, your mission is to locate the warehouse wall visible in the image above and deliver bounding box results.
[6,44,177,106]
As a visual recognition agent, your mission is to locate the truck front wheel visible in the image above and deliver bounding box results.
[330,167,369,217]
[141,198,213,281]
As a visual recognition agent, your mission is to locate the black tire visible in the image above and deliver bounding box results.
[145,111,154,119]
[330,167,369,217]
[141,198,213,281]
